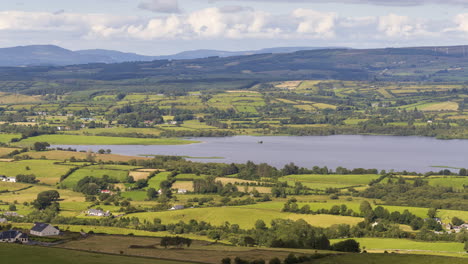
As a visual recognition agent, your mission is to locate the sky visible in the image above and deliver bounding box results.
[1,0,468,55]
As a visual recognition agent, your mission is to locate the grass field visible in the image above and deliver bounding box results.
[426,176,468,190]
[17,134,198,145]
[0,243,191,264]
[0,133,21,143]
[279,174,379,190]
[148,172,172,189]
[314,254,467,264]
[127,207,363,229]
[0,159,74,184]
[330,238,467,258]
[24,150,149,162]
[62,167,130,188]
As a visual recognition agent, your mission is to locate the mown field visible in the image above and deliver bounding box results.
[330,238,467,258]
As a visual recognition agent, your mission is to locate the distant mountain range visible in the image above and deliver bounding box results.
[0,45,345,67]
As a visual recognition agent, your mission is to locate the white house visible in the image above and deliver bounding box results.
[0,230,29,243]
[170,205,185,210]
[177,189,187,194]
[86,209,111,217]
[30,223,60,237]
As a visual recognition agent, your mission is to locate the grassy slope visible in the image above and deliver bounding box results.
[0,244,191,264]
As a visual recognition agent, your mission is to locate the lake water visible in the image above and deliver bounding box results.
[54,135,468,173]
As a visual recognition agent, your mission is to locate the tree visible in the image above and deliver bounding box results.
[32,142,50,151]
[427,208,438,219]
[33,190,60,210]
[255,219,267,230]
[268,258,281,264]
[452,217,464,226]
[465,241,468,253]
[147,188,158,200]
[459,168,467,176]
[16,174,38,183]
[221,258,231,264]
[8,204,16,211]
[359,201,372,215]
[331,239,360,252]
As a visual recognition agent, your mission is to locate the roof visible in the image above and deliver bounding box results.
[31,222,55,232]
[172,205,185,209]
[0,230,26,240]
[88,209,104,214]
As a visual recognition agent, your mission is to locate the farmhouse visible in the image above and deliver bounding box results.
[30,223,60,236]
[0,230,29,243]
[170,205,185,210]
[86,209,111,217]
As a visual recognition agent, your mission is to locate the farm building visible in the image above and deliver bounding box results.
[170,205,185,210]
[86,209,111,217]
[0,230,29,243]
[30,223,60,237]
[0,176,16,182]
[177,189,188,194]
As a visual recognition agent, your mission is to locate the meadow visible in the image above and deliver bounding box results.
[62,166,130,188]
[330,238,466,257]
[127,207,363,229]
[279,174,380,190]
[0,159,74,184]
[314,254,467,264]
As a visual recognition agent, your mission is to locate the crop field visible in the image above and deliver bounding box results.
[16,135,198,146]
[0,147,18,156]
[62,167,130,188]
[172,181,194,192]
[127,207,363,229]
[418,101,459,111]
[279,174,379,189]
[0,243,189,264]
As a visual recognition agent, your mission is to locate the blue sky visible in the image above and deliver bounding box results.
[1,0,468,55]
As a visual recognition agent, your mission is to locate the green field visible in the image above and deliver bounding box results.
[0,160,74,184]
[280,174,380,189]
[0,133,21,143]
[148,172,172,189]
[0,243,191,264]
[17,134,198,145]
[427,176,468,190]
[62,167,130,188]
[127,207,363,229]
[314,254,467,264]
[330,238,466,257]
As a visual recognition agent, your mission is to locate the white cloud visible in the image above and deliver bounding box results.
[293,8,337,38]
[138,0,181,13]
[377,13,430,38]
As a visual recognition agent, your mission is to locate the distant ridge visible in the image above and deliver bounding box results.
[0,45,345,67]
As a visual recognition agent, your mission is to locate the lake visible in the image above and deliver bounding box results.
[54,135,468,173]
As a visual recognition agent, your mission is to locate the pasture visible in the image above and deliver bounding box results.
[61,166,130,188]
[330,238,467,258]
[279,174,379,190]
[127,207,363,229]
[0,159,74,184]
[314,254,467,264]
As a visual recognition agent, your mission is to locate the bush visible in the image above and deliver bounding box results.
[331,239,360,252]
